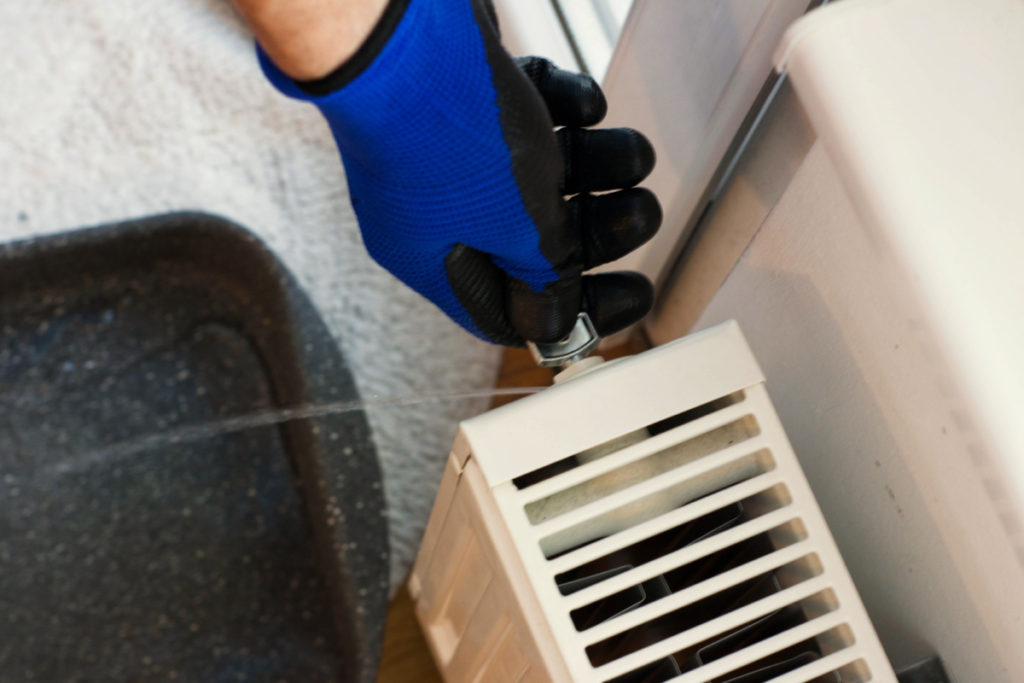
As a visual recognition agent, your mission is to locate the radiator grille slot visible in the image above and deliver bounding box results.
[566,517,807,633]
[555,484,793,598]
[700,622,852,683]
[600,589,847,683]
[512,392,745,491]
[526,417,760,526]
[584,555,825,666]
[539,448,775,559]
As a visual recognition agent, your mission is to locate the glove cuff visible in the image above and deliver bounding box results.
[256,0,410,100]
[296,0,411,96]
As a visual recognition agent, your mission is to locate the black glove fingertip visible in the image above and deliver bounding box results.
[506,275,582,344]
[583,272,654,336]
[571,187,662,268]
[516,56,608,127]
[548,69,607,126]
[559,127,657,194]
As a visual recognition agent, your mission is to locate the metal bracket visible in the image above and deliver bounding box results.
[526,312,601,368]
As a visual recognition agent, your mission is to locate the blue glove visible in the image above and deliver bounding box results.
[259,0,661,345]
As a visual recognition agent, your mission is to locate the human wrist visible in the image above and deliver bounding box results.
[232,0,389,81]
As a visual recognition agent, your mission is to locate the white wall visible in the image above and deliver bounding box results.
[694,143,1023,681]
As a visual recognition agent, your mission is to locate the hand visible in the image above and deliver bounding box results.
[257,0,662,346]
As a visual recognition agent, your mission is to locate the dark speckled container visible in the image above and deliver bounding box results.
[0,213,389,682]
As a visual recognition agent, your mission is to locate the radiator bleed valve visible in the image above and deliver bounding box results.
[526,311,609,383]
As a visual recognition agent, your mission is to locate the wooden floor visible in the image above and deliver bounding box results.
[376,338,648,682]
[376,586,443,683]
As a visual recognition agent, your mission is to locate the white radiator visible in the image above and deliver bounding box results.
[409,322,894,682]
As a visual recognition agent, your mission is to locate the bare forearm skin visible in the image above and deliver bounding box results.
[232,0,388,80]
